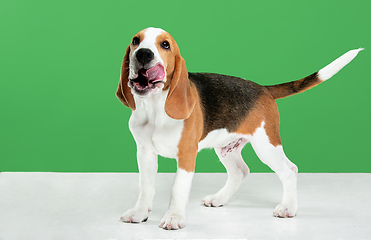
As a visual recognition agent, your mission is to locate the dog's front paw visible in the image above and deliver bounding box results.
[120,207,150,223]
[202,194,227,207]
[273,203,297,218]
[159,211,186,230]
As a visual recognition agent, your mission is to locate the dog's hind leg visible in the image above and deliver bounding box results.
[202,139,249,207]
[249,122,298,218]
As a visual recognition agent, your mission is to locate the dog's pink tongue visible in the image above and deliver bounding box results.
[140,63,165,81]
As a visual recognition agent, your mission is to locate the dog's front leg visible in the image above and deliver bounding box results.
[159,168,194,230]
[159,148,197,230]
[121,145,158,223]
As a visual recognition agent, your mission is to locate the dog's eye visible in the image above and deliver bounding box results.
[132,37,140,45]
[161,41,170,50]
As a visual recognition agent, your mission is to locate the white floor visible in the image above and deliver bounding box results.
[0,172,370,240]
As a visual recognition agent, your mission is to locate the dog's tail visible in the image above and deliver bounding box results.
[265,48,363,100]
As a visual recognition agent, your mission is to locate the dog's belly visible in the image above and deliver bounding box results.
[198,128,249,151]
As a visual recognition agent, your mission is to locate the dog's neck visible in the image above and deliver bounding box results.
[132,89,170,119]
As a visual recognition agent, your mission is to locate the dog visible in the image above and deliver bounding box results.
[116,27,362,230]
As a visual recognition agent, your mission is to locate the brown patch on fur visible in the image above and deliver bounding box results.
[265,72,321,100]
[177,85,204,172]
[156,29,201,169]
[236,89,282,147]
[116,30,147,110]
[155,32,178,86]
[146,32,197,120]
[129,30,146,57]
[164,54,196,120]
[116,46,136,110]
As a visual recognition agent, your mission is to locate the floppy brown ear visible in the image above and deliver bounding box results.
[165,55,196,120]
[116,46,136,110]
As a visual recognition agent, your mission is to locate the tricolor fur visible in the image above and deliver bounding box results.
[116,27,362,230]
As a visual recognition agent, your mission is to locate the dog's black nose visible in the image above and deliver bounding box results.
[136,48,154,65]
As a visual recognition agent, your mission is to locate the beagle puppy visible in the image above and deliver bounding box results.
[116,27,362,230]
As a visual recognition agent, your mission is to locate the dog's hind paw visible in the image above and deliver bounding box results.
[273,203,297,218]
[202,194,227,207]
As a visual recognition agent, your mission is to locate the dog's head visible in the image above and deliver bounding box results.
[116,27,195,120]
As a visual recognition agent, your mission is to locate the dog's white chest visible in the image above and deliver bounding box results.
[129,93,184,159]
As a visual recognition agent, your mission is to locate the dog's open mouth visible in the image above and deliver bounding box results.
[130,63,165,94]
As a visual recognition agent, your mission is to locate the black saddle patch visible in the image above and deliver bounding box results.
[188,72,265,136]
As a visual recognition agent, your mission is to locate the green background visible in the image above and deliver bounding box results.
[1,0,370,173]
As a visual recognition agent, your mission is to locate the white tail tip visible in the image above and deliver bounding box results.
[318,48,363,81]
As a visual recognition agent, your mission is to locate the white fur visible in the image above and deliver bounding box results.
[318,48,363,81]
[199,123,298,217]
[120,144,157,223]
[199,129,249,207]
[122,27,191,229]
[248,122,298,217]
[130,91,184,158]
[198,128,245,150]
[203,143,250,207]
[120,89,185,224]
[128,27,166,81]
[160,168,194,230]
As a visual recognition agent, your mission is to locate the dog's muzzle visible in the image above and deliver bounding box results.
[130,62,165,95]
